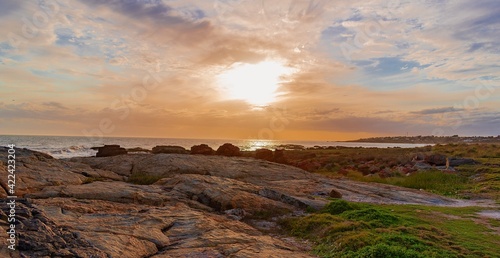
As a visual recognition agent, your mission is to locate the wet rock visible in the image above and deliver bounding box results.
[152,145,188,154]
[127,147,151,153]
[274,149,287,163]
[216,143,241,157]
[190,144,215,155]
[95,145,127,157]
[255,148,274,161]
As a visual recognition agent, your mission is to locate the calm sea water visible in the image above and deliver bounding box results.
[0,135,431,159]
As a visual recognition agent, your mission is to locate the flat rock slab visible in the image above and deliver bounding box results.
[71,153,494,207]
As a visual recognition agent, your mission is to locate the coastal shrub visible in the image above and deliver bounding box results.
[340,208,400,227]
[280,213,346,238]
[323,199,357,215]
[342,243,424,258]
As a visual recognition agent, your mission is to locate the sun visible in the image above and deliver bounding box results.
[217,60,294,106]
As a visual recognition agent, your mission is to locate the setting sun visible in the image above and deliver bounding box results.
[217,60,294,106]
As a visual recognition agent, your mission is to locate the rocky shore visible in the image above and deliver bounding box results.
[0,146,495,257]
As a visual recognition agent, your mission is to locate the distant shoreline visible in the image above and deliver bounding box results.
[346,135,500,144]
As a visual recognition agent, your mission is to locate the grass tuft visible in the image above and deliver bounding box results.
[280,200,500,258]
[323,200,357,215]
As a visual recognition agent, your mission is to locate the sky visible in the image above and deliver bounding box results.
[0,0,498,141]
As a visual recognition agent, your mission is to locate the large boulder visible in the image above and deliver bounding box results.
[255,148,274,161]
[216,143,241,157]
[329,189,343,198]
[190,144,215,155]
[449,157,478,166]
[95,145,127,157]
[127,147,151,153]
[413,161,433,170]
[425,154,447,166]
[152,145,188,154]
[274,149,287,163]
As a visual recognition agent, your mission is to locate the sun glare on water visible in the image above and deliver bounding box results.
[217,60,294,106]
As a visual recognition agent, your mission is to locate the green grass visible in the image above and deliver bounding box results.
[341,170,470,198]
[488,218,500,228]
[432,143,500,159]
[280,144,500,257]
[453,161,500,200]
[393,171,470,196]
[280,200,500,258]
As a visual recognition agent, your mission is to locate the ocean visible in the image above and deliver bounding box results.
[0,135,432,159]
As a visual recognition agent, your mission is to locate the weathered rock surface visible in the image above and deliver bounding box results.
[69,153,489,207]
[1,147,496,257]
[0,148,124,196]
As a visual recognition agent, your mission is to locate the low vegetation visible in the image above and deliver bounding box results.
[277,144,500,257]
[280,143,499,201]
[343,170,471,198]
[280,200,500,258]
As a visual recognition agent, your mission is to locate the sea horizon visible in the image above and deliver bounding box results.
[0,134,432,159]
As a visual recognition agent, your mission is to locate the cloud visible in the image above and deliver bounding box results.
[411,107,465,115]
[0,0,22,17]
[43,102,67,110]
[0,0,498,139]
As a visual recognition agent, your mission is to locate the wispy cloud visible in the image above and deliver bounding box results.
[411,107,465,115]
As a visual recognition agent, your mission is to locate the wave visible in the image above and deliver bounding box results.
[46,145,97,159]
[1,135,432,159]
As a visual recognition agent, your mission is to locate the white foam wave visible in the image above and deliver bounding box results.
[45,145,97,159]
